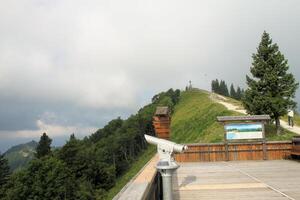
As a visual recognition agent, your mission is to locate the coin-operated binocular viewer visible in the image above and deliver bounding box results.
[144,135,188,200]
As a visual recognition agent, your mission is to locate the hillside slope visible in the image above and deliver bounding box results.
[171,90,238,143]
[4,141,37,171]
[171,89,296,143]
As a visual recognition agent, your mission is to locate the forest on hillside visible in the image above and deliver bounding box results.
[3,141,38,171]
[0,89,180,200]
[211,79,244,100]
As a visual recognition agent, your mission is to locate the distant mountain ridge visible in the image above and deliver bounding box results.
[4,140,38,171]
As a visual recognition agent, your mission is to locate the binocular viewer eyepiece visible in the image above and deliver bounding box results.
[144,134,188,160]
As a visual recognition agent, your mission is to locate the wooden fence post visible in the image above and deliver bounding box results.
[262,123,267,160]
[223,122,229,161]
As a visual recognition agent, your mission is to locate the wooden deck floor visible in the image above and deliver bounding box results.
[173,160,300,200]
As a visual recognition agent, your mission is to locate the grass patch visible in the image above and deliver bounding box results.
[171,90,239,143]
[105,145,156,200]
[265,124,297,141]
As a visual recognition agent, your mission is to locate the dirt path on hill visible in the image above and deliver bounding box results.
[210,93,300,135]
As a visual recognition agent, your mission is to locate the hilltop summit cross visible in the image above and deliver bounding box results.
[189,80,192,90]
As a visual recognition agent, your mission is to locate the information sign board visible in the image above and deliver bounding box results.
[225,123,263,140]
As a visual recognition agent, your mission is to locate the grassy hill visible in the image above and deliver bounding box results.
[4,140,38,171]
[171,90,237,143]
[171,89,296,143]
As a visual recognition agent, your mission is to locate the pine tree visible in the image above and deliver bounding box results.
[236,87,242,100]
[211,79,220,93]
[219,80,229,96]
[230,84,237,99]
[0,153,10,187]
[225,82,229,97]
[36,133,52,158]
[211,80,215,92]
[220,80,225,95]
[58,134,81,175]
[219,80,224,95]
[241,89,245,97]
[215,79,220,93]
[243,31,299,134]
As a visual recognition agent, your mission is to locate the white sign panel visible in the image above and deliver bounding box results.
[225,123,263,140]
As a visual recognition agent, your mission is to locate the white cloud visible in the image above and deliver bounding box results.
[0,119,97,139]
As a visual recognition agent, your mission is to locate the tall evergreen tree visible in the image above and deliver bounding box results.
[215,79,220,93]
[243,31,299,134]
[0,153,10,187]
[230,84,237,99]
[211,80,214,92]
[236,86,242,100]
[58,134,82,176]
[36,133,52,158]
[219,80,224,94]
[220,80,229,96]
[211,79,220,93]
[241,89,245,97]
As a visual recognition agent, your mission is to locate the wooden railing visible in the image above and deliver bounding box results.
[175,141,292,162]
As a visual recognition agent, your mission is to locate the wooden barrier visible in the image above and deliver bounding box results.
[175,141,292,162]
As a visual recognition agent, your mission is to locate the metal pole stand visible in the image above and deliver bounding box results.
[144,135,187,200]
[156,159,179,200]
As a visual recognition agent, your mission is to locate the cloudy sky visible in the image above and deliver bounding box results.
[0,0,299,152]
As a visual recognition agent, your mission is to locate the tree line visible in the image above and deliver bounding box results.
[0,89,181,200]
[211,79,244,100]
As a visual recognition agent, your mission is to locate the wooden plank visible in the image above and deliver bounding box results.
[173,160,300,200]
[217,115,271,122]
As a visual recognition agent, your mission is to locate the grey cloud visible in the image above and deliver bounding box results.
[0,95,134,131]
